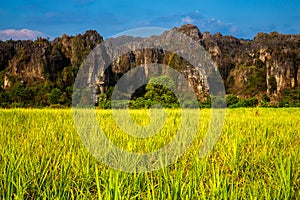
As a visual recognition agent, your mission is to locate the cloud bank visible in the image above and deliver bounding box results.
[147,11,242,37]
[178,13,239,36]
[0,29,47,41]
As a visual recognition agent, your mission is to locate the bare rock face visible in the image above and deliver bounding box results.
[8,38,51,82]
[0,30,103,86]
[253,33,300,96]
[82,30,211,101]
[0,41,15,71]
[199,30,300,99]
[172,24,202,41]
[105,47,209,100]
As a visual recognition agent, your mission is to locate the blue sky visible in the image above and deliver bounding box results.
[0,0,299,40]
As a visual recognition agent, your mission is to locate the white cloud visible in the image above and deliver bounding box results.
[203,18,239,34]
[179,15,239,36]
[181,16,195,24]
[140,11,244,37]
[0,29,47,41]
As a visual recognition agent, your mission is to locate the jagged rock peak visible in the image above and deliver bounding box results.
[172,24,202,41]
[80,30,103,43]
[214,32,223,37]
[55,30,103,43]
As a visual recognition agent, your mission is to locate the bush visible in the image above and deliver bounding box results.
[279,89,300,107]
[226,94,239,107]
[229,97,258,108]
[111,100,129,109]
[49,88,63,104]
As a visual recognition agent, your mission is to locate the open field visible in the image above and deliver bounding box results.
[0,108,299,199]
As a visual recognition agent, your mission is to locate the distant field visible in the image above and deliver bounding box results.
[0,108,299,199]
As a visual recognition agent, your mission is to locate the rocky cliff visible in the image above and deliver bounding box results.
[1,30,103,87]
[0,25,299,107]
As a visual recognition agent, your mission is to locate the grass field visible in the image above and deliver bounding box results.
[0,108,299,199]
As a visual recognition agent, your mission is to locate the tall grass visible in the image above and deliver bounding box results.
[0,108,299,199]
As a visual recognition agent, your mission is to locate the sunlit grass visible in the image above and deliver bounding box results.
[0,108,299,199]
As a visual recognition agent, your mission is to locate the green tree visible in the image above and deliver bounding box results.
[130,97,146,109]
[226,94,239,107]
[49,88,63,104]
[262,93,270,102]
[144,76,179,108]
[0,91,11,108]
[98,94,107,109]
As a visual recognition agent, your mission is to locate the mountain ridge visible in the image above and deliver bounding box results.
[0,24,299,107]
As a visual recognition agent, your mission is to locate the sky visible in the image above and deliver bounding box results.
[0,0,300,40]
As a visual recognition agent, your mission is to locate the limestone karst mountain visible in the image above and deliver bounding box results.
[0,24,299,107]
